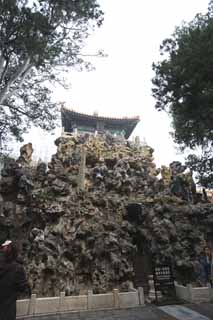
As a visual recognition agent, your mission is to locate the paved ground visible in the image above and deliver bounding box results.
[17,303,213,320]
[17,307,175,320]
[187,303,213,319]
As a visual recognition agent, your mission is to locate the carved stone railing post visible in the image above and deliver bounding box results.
[59,291,65,312]
[28,294,36,315]
[138,287,145,306]
[113,288,119,308]
[61,126,65,136]
[87,290,93,310]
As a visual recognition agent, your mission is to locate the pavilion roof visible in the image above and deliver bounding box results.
[61,107,140,139]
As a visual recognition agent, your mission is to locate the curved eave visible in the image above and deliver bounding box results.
[61,108,140,138]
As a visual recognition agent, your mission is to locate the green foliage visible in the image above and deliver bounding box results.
[152,1,213,187]
[185,150,213,188]
[0,0,103,142]
[152,1,213,149]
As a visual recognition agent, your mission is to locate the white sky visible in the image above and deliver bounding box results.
[13,0,209,166]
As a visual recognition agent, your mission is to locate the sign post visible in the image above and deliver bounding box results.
[153,264,178,305]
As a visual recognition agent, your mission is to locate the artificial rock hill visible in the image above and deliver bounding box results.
[0,133,213,297]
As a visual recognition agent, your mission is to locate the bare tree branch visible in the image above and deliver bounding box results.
[0,57,31,104]
[9,57,31,85]
[2,103,40,120]
[0,53,5,78]
[0,56,10,84]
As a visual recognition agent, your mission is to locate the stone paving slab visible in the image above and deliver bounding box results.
[17,306,171,320]
[186,303,213,319]
[17,303,213,320]
[159,305,210,320]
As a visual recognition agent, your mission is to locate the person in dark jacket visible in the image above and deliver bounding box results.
[0,240,31,320]
[200,246,212,286]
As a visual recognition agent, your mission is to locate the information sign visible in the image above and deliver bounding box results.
[153,264,177,305]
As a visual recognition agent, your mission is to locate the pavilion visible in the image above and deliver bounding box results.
[61,107,140,139]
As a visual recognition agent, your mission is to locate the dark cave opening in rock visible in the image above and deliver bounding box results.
[133,251,152,295]
[125,203,144,224]
[0,225,10,244]
[126,203,152,295]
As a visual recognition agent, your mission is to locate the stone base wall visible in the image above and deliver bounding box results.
[17,288,145,318]
[175,283,213,303]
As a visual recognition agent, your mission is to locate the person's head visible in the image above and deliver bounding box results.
[204,246,211,256]
[0,240,18,263]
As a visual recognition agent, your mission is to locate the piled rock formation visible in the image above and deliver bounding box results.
[0,134,212,296]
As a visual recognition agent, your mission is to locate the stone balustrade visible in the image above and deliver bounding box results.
[17,287,145,318]
[175,282,213,303]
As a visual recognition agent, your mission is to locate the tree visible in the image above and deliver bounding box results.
[0,0,103,144]
[185,152,213,188]
[152,1,213,186]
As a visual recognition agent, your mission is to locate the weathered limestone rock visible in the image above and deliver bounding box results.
[17,143,33,165]
[0,133,212,296]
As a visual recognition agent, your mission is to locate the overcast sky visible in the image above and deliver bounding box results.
[15,0,210,166]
